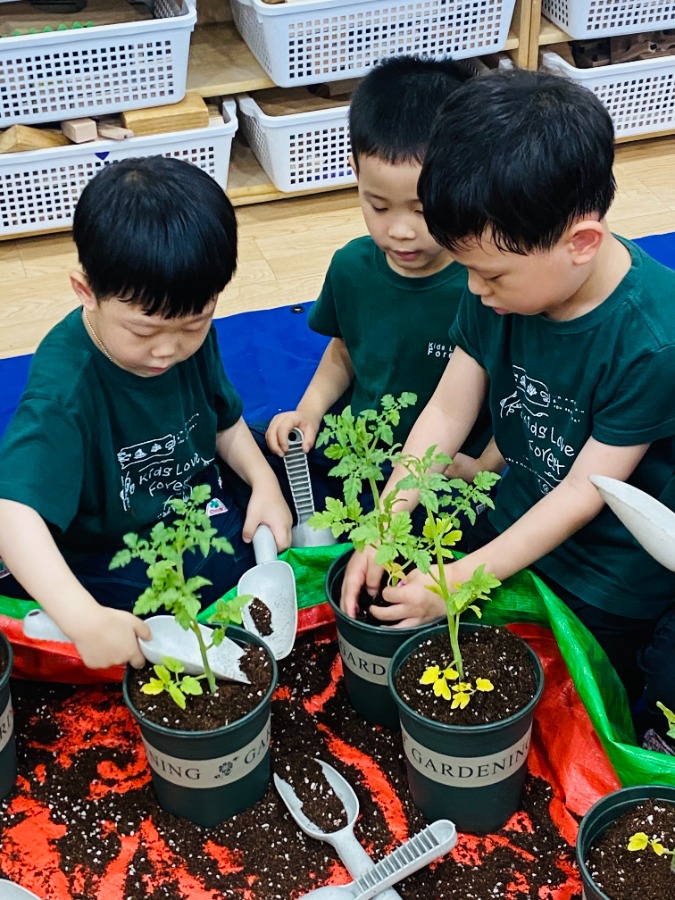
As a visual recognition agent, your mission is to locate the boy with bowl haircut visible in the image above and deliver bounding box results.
[264,55,497,510]
[341,68,675,749]
[0,156,291,672]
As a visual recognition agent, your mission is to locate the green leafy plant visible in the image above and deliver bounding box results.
[309,392,423,587]
[110,484,249,699]
[142,657,205,710]
[657,701,675,740]
[627,831,675,872]
[310,393,502,701]
[393,449,502,691]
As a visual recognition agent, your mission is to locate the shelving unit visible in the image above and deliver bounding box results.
[186,1,529,206]
[531,2,675,141]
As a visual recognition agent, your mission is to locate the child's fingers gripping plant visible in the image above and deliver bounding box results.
[109,484,250,699]
[395,449,502,699]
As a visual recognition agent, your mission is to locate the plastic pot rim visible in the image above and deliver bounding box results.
[387,621,545,735]
[576,784,675,898]
[122,624,278,741]
[324,549,443,639]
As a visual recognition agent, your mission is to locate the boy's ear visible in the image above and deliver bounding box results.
[568,220,604,264]
[348,153,358,178]
[70,270,97,310]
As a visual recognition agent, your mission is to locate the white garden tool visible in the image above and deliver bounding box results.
[589,475,675,571]
[238,523,298,659]
[22,609,250,684]
[21,522,299,680]
[274,758,456,899]
[0,879,43,899]
[284,427,337,548]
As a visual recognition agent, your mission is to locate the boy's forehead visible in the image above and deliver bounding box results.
[108,298,216,325]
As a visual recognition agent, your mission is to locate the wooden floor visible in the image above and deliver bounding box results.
[1,133,674,359]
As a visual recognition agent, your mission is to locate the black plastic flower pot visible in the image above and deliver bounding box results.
[388,621,544,834]
[123,626,278,827]
[326,550,435,729]
[0,629,16,802]
[576,784,675,900]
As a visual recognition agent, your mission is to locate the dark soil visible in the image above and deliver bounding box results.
[276,755,349,832]
[1,633,580,899]
[585,798,675,899]
[248,596,273,636]
[125,643,272,731]
[394,626,539,725]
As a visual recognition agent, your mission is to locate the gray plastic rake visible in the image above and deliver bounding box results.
[284,427,336,548]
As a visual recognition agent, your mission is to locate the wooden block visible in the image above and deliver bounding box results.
[96,123,134,140]
[121,93,210,136]
[61,118,98,143]
[0,125,70,154]
[310,77,362,99]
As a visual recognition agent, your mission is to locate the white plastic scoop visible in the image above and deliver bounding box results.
[274,759,456,899]
[238,524,298,659]
[0,879,43,899]
[284,427,337,548]
[590,475,675,571]
[22,609,250,684]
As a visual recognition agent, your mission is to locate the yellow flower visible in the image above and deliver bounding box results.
[476,678,494,692]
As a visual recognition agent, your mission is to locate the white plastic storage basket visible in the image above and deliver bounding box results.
[541,0,675,40]
[230,0,517,87]
[542,50,675,138]
[0,102,237,238]
[0,0,196,127]
[237,93,355,192]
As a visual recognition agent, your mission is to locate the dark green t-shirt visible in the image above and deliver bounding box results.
[0,310,243,562]
[309,235,491,457]
[449,236,675,618]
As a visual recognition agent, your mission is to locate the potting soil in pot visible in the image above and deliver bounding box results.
[585,798,675,900]
[0,625,618,899]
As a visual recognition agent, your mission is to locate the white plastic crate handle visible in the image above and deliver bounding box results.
[237,94,260,120]
[222,98,238,129]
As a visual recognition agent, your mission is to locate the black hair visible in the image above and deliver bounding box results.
[348,55,471,169]
[72,156,237,317]
[418,68,616,254]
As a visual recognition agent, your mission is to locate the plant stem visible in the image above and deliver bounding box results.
[431,522,464,680]
[190,621,217,694]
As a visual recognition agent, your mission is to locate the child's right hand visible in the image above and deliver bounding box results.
[340,546,384,618]
[266,410,320,455]
[68,605,151,670]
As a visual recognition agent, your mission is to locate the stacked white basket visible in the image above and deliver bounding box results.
[0,0,238,237]
[233,0,515,193]
[541,0,675,139]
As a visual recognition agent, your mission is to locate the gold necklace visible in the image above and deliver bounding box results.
[83,308,114,362]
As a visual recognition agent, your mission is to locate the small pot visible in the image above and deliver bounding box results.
[326,550,435,729]
[388,622,544,834]
[123,626,278,827]
[0,629,16,802]
[576,784,675,900]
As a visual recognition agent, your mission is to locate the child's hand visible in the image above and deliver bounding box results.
[244,483,293,552]
[68,606,151,670]
[266,411,320,455]
[373,568,446,628]
[340,546,384,618]
[444,453,482,482]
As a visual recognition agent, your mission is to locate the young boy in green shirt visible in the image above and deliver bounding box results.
[0,157,292,672]
[342,68,675,750]
[263,56,497,512]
